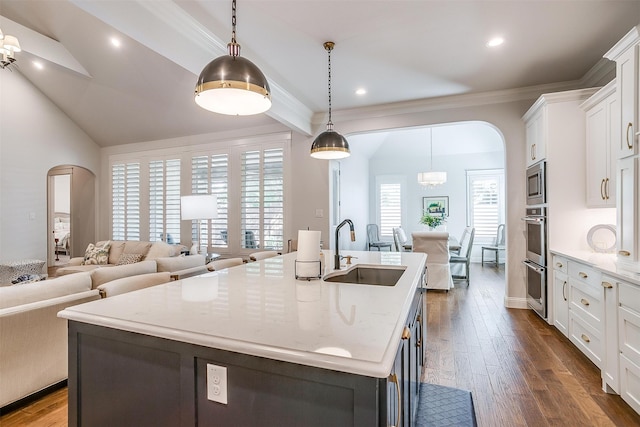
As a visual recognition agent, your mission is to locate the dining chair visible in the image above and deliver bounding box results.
[207,257,245,271]
[412,231,453,291]
[249,251,281,261]
[366,224,392,251]
[450,227,475,284]
[481,224,505,266]
[392,227,413,252]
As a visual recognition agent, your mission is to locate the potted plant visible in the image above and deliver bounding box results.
[420,212,445,230]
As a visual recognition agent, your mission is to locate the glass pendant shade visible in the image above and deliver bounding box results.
[310,129,350,159]
[195,55,271,115]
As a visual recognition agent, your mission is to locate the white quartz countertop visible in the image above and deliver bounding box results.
[549,248,640,285]
[59,250,426,378]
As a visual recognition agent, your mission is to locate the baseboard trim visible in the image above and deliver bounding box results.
[504,296,528,309]
[0,380,67,416]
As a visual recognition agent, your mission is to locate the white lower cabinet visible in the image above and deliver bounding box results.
[552,256,569,337]
[602,275,619,393]
[619,281,640,410]
[567,262,604,369]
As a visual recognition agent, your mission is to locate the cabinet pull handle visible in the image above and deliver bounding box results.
[601,281,613,289]
[562,281,567,301]
[579,272,588,279]
[401,326,411,340]
[532,143,536,160]
[556,262,563,268]
[605,177,610,200]
[581,298,590,306]
[581,334,591,343]
[601,178,606,200]
[619,250,631,257]
[626,122,634,150]
[417,338,422,348]
[389,373,401,427]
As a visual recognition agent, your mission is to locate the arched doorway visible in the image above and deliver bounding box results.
[329,120,506,264]
[47,165,96,266]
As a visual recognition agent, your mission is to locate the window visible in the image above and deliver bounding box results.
[149,159,181,244]
[376,176,405,238]
[241,148,284,250]
[112,162,140,240]
[192,154,229,250]
[467,169,505,243]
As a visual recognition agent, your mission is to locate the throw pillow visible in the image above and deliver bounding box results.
[82,241,111,265]
[116,253,144,266]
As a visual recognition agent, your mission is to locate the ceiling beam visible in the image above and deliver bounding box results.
[69,0,313,135]
[0,15,91,78]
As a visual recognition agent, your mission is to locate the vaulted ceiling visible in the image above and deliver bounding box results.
[1,1,639,146]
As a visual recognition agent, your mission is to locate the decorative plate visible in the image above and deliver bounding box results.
[586,224,616,253]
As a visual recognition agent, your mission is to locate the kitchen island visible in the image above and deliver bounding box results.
[59,250,426,427]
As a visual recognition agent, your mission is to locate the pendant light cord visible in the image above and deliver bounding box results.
[228,0,240,57]
[324,42,335,130]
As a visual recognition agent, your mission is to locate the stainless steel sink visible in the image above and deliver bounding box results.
[323,265,406,286]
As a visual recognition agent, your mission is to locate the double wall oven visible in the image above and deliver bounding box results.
[523,161,547,319]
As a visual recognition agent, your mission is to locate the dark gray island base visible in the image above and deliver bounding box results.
[67,287,423,427]
[62,251,427,426]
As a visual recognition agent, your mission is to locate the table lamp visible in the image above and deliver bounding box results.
[181,195,218,255]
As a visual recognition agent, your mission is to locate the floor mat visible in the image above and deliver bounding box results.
[415,383,477,427]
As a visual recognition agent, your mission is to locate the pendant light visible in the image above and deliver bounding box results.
[418,128,447,187]
[195,0,271,115]
[310,41,350,160]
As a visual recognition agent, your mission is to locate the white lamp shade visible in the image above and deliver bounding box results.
[417,171,447,186]
[181,195,218,220]
[3,35,21,52]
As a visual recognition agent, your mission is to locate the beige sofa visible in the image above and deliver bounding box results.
[0,273,100,409]
[0,264,177,409]
[56,240,186,276]
[56,240,208,282]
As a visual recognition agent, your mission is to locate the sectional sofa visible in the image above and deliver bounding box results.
[0,240,211,411]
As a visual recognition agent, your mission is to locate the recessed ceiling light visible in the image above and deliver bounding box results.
[33,61,44,70]
[486,37,504,48]
[355,88,367,96]
[110,37,121,48]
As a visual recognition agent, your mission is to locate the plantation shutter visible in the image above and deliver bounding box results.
[241,148,284,250]
[467,170,503,241]
[379,183,402,237]
[112,162,140,240]
[149,159,181,243]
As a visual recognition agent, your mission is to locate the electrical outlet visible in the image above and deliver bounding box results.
[207,363,228,404]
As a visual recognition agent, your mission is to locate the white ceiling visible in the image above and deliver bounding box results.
[1,1,639,147]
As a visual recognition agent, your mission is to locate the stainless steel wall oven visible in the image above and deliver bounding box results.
[522,206,547,319]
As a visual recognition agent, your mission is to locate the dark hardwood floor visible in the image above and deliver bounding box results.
[3,263,640,426]
[425,264,640,426]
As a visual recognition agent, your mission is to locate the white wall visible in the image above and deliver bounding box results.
[0,71,100,263]
[332,155,369,251]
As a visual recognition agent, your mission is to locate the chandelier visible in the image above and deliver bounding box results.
[0,28,21,70]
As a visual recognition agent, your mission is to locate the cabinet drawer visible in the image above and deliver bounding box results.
[552,255,568,274]
[569,311,602,369]
[568,262,600,288]
[619,305,640,367]
[620,354,640,415]
[569,278,603,330]
[620,281,640,315]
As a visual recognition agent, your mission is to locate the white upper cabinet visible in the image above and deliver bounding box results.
[524,107,546,167]
[605,26,640,159]
[582,81,619,208]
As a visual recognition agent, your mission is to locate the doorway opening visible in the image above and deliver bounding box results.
[47,165,96,267]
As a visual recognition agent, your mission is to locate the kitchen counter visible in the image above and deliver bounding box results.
[549,248,640,286]
[59,250,426,378]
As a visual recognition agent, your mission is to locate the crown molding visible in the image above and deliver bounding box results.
[604,25,640,61]
[319,80,588,126]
